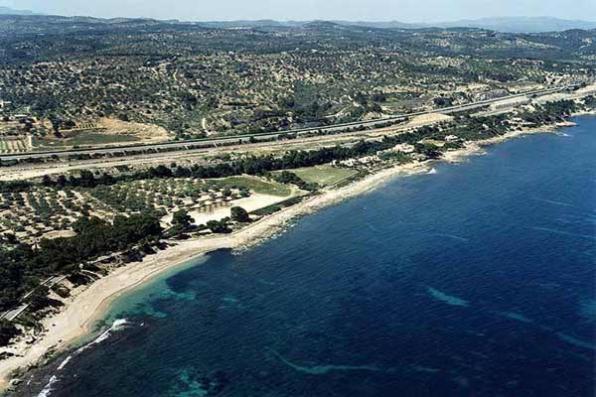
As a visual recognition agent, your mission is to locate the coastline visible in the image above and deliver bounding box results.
[0,158,432,390]
[0,117,586,391]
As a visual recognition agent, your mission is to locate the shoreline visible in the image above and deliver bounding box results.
[0,156,433,391]
[0,117,587,391]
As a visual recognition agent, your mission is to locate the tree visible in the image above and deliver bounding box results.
[42,175,54,187]
[172,209,194,230]
[77,170,97,188]
[0,319,20,347]
[56,175,67,187]
[27,286,53,311]
[206,219,231,234]
[49,115,62,138]
[231,206,250,223]
[274,171,318,191]
[414,143,442,159]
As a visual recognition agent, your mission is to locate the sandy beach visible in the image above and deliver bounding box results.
[0,119,581,390]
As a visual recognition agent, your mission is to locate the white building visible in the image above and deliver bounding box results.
[393,143,415,153]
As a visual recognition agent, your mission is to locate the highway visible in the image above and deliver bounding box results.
[0,85,575,162]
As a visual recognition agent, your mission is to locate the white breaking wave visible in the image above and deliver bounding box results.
[56,355,72,371]
[37,375,59,397]
[77,318,128,354]
[36,319,129,396]
[427,168,438,175]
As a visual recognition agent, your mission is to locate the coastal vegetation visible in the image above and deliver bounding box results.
[0,214,162,314]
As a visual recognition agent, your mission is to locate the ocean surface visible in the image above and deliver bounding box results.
[29,117,595,396]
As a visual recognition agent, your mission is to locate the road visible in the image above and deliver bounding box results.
[0,276,67,322]
[0,85,577,162]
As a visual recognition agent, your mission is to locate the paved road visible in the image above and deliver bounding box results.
[0,276,67,322]
[0,85,576,162]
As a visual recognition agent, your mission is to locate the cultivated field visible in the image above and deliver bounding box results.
[0,175,294,244]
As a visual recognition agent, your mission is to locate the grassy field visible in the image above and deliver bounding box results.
[290,165,358,186]
[67,133,140,146]
[35,133,140,150]
[214,176,292,197]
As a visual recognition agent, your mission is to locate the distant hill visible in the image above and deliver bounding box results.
[436,17,596,33]
[0,11,594,33]
[0,6,41,16]
[199,17,596,33]
[196,20,304,29]
[332,20,422,30]
[335,17,596,33]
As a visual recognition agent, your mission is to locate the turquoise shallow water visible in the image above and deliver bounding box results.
[28,117,595,396]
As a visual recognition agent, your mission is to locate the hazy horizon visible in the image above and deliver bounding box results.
[1,0,595,23]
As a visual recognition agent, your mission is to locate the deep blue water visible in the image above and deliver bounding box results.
[38,118,595,396]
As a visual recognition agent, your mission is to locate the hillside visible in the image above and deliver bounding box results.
[0,14,593,142]
[199,17,596,33]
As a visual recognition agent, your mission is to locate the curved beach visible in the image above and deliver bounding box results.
[0,121,579,390]
[0,159,435,389]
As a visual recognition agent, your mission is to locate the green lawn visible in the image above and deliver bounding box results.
[214,175,292,197]
[290,165,358,186]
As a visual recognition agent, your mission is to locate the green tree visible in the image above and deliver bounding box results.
[231,206,250,223]
[27,286,52,311]
[0,319,20,347]
[206,219,231,234]
[172,209,194,230]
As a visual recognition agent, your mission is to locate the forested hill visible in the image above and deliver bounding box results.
[0,14,593,138]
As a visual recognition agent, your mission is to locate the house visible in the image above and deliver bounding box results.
[393,143,415,153]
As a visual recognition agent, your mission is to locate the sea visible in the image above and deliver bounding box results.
[21,116,595,397]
